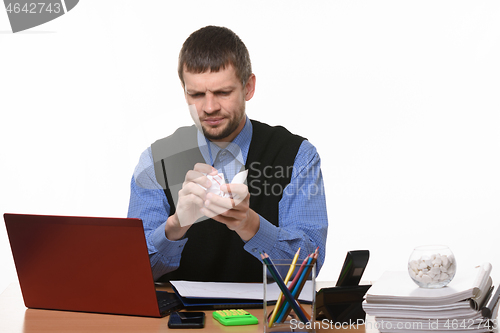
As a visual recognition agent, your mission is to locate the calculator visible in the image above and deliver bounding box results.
[212,309,259,326]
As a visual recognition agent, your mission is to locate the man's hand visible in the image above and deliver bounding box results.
[201,183,260,241]
[165,163,217,240]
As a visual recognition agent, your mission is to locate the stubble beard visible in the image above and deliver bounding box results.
[201,105,246,141]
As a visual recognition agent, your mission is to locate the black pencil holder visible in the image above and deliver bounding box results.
[315,285,371,324]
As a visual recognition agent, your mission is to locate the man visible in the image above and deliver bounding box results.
[128,26,328,282]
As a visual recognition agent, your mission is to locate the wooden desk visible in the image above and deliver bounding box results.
[0,283,373,333]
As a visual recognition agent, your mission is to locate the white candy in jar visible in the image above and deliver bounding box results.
[408,253,456,287]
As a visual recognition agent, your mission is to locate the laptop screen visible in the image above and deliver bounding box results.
[4,213,163,317]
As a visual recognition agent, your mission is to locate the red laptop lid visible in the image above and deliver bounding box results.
[3,213,161,317]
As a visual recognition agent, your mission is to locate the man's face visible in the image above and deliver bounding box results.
[183,65,255,142]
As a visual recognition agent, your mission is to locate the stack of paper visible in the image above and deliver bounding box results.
[362,264,495,333]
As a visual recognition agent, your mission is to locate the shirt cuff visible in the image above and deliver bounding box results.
[151,221,188,255]
[243,215,279,257]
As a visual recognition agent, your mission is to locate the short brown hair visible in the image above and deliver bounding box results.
[178,26,252,86]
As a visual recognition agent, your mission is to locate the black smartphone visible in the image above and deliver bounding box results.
[168,311,205,329]
[336,250,369,286]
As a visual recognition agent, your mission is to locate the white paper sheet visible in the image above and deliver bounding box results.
[170,280,313,302]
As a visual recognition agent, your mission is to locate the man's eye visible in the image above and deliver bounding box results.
[217,91,231,96]
[190,93,203,98]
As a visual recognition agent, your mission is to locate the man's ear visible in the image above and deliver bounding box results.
[244,74,256,101]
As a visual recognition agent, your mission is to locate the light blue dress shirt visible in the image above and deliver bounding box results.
[128,117,328,280]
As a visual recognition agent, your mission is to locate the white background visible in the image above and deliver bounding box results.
[1,1,499,295]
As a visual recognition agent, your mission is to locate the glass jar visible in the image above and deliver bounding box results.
[408,245,456,288]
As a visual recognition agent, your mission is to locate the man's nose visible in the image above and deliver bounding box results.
[203,93,220,113]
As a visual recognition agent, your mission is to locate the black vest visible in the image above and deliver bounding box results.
[151,119,305,282]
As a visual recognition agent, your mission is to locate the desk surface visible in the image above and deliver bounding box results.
[0,282,375,333]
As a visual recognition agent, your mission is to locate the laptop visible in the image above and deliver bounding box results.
[3,213,183,317]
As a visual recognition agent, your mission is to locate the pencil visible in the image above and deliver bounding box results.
[268,248,301,327]
[276,255,313,323]
[292,249,318,307]
[277,249,318,323]
[261,252,309,324]
[271,254,312,323]
[287,254,311,291]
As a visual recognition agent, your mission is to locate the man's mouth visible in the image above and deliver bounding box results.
[203,117,225,126]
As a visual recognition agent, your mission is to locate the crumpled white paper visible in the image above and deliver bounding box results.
[198,169,248,198]
[179,169,248,227]
[202,173,228,197]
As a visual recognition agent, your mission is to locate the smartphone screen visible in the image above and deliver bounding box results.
[168,311,206,329]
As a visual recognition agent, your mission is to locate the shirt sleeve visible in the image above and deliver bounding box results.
[243,140,328,274]
[127,147,188,280]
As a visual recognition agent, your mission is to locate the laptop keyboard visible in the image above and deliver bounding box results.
[156,291,183,313]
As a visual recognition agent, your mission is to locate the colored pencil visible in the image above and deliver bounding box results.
[271,254,312,323]
[287,253,311,291]
[277,249,318,323]
[275,255,313,323]
[261,252,309,324]
[268,248,301,327]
